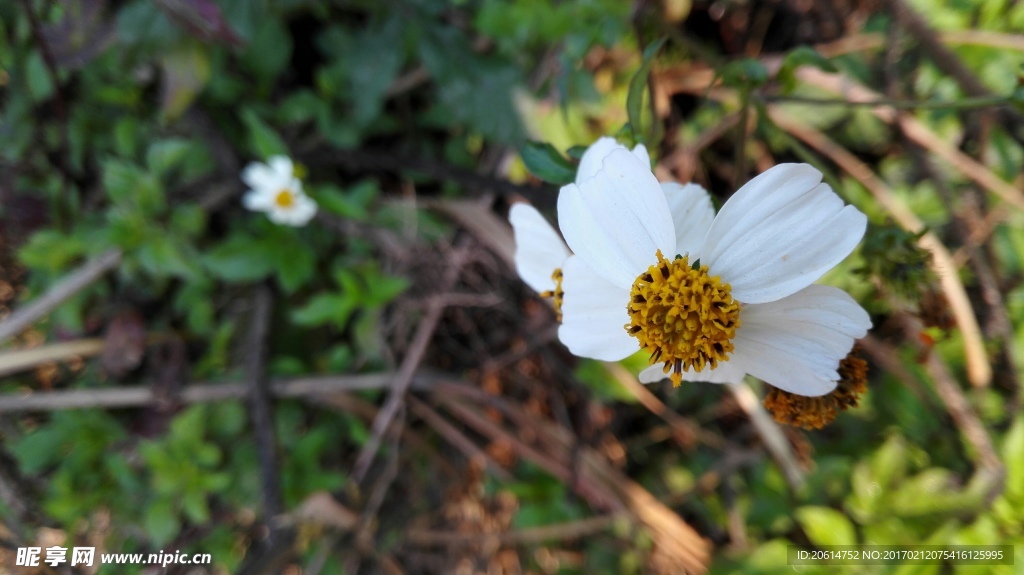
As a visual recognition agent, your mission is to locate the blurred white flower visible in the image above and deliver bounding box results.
[241,156,317,227]
[556,153,872,397]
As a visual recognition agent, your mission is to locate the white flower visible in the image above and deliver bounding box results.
[557,152,872,397]
[241,156,318,227]
[510,138,649,313]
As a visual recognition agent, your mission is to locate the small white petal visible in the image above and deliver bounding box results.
[662,182,716,259]
[509,203,571,294]
[558,256,637,361]
[268,156,294,180]
[558,149,676,289]
[289,196,318,226]
[242,190,271,211]
[241,162,276,190]
[638,360,746,385]
[702,164,867,304]
[729,284,871,396]
[267,207,291,225]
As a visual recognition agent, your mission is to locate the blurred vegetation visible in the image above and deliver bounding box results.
[0,0,1023,574]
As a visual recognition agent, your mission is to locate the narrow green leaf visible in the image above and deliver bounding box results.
[520,141,576,184]
[626,38,666,145]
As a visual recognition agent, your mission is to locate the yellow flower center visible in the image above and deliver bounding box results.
[763,349,869,430]
[274,190,295,208]
[539,268,564,321]
[626,250,741,387]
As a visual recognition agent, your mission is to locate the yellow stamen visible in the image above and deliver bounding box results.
[626,250,741,387]
[274,190,295,208]
[763,349,869,430]
[539,268,564,321]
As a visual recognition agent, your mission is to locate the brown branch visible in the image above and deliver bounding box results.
[406,396,513,482]
[0,373,443,413]
[0,249,122,345]
[246,284,282,521]
[432,385,711,573]
[349,244,471,484]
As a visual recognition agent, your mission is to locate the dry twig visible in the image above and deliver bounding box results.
[0,249,122,345]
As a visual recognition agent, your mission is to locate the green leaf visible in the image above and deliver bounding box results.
[291,293,354,327]
[275,243,315,294]
[1002,415,1024,500]
[11,427,66,474]
[795,506,857,546]
[137,234,196,279]
[25,50,54,101]
[278,89,325,124]
[170,204,207,238]
[870,434,908,489]
[626,38,665,145]
[181,490,210,523]
[776,46,837,93]
[346,17,404,127]
[102,159,165,215]
[146,138,193,177]
[241,107,288,158]
[242,18,292,82]
[417,24,524,143]
[520,141,576,184]
[144,499,181,546]
[18,230,87,272]
[363,274,408,306]
[312,182,374,220]
[202,235,275,282]
[719,58,769,90]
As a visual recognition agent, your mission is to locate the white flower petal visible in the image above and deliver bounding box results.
[558,255,637,361]
[729,284,871,396]
[289,195,318,226]
[268,156,294,180]
[509,203,571,294]
[662,182,715,260]
[558,149,676,289]
[241,162,277,190]
[630,144,651,169]
[702,164,867,304]
[575,138,652,184]
[576,137,620,183]
[242,190,271,211]
[638,360,746,385]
